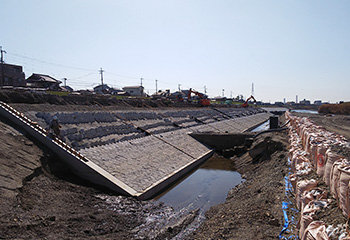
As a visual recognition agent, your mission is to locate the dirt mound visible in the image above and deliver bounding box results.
[0,119,43,212]
[0,89,177,108]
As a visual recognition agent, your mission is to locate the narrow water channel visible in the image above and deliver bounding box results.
[153,120,271,237]
[291,109,319,114]
[155,120,271,215]
[155,154,243,215]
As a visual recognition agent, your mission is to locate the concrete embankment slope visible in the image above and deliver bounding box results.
[1,103,271,199]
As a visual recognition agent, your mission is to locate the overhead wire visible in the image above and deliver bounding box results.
[5,50,225,95]
[7,52,96,72]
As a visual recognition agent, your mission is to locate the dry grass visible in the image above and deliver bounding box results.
[319,102,350,115]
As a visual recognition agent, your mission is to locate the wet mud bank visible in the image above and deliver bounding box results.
[187,132,289,239]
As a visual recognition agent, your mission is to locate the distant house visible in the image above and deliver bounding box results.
[123,86,144,96]
[61,85,74,92]
[274,102,284,106]
[0,63,26,87]
[93,84,111,94]
[300,99,311,105]
[168,91,186,101]
[26,73,61,90]
[314,100,322,105]
[110,87,125,95]
[152,89,170,99]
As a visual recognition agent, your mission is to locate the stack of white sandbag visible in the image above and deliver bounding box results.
[285,111,350,239]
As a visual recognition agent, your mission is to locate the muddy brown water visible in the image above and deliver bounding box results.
[147,120,271,237]
[154,155,243,215]
[154,120,271,215]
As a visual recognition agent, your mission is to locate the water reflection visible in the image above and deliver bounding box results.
[251,120,270,132]
[155,155,243,213]
[291,109,319,114]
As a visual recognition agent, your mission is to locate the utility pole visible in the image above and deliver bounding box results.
[99,68,104,89]
[251,82,254,96]
[140,78,144,96]
[204,86,207,94]
[0,46,6,88]
[155,79,158,93]
[222,89,225,97]
[178,84,181,92]
[0,46,6,64]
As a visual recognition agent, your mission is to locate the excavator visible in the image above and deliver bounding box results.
[187,88,211,106]
[241,95,256,108]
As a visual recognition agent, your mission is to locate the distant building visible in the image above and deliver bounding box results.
[61,85,74,92]
[93,84,111,94]
[152,89,170,99]
[123,85,144,96]
[110,87,126,95]
[169,91,186,101]
[274,102,284,106]
[314,100,322,105]
[26,73,61,90]
[299,99,311,105]
[0,63,26,87]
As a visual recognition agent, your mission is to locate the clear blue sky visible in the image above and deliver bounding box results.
[1,0,349,103]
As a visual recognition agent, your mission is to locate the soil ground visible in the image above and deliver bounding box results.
[0,102,349,239]
[293,112,350,141]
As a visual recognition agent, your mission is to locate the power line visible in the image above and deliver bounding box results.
[70,72,97,81]
[104,71,139,80]
[5,50,228,96]
[7,52,96,72]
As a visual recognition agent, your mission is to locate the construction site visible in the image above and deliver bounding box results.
[1,92,350,239]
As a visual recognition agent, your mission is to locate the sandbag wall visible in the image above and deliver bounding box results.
[285,111,350,239]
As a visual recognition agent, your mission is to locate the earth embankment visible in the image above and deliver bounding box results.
[1,101,350,239]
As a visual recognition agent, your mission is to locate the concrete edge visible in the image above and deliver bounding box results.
[242,112,273,132]
[136,149,214,200]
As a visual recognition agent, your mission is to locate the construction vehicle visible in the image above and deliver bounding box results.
[187,88,210,106]
[241,95,256,108]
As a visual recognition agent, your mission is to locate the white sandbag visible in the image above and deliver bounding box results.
[292,153,310,173]
[301,221,329,240]
[330,160,348,200]
[296,179,318,210]
[323,150,343,186]
[300,188,328,213]
[316,144,329,177]
[338,166,350,217]
[299,201,325,239]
